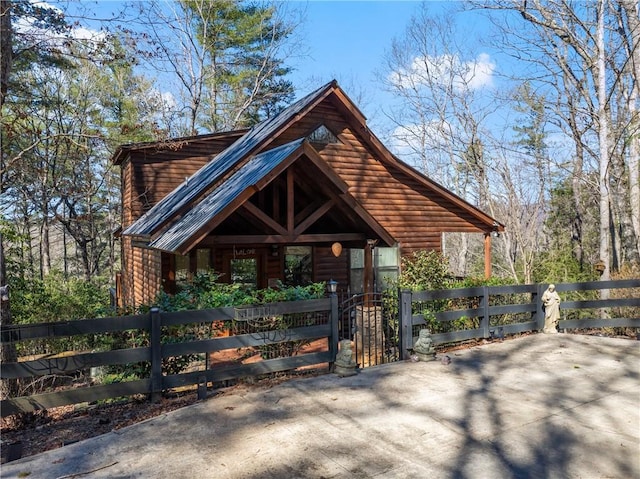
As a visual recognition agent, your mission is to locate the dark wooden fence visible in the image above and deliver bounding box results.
[3,280,638,417]
[398,279,640,359]
[1,296,339,417]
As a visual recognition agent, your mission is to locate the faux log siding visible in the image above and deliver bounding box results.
[265,251,283,284]
[121,158,134,227]
[121,236,135,307]
[121,235,162,308]
[121,135,241,227]
[314,246,349,288]
[131,246,162,307]
[269,97,488,254]
[128,158,209,222]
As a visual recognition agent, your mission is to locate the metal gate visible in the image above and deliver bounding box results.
[338,292,399,368]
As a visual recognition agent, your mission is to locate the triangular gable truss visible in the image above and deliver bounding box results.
[149,139,394,255]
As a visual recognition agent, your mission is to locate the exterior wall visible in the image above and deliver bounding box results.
[118,95,494,305]
[275,97,488,255]
[119,136,240,308]
[120,236,163,309]
[314,246,349,290]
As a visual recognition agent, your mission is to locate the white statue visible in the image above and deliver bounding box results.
[542,284,561,333]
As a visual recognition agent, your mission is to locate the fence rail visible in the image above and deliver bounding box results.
[1,297,338,417]
[2,279,638,417]
[398,279,640,359]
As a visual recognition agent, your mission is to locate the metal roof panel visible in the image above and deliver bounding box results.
[148,139,306,252]
[123,81,336,238]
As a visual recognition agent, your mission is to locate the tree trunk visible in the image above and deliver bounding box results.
[597,0,611,284]
[0,0,11,107]
[621,0,640,259]
[40,214,51,278]
[0,1,18,400]
[0,232,19,400]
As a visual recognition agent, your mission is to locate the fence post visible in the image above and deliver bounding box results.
[329,293,339,365]
[150,307,162,403]
[481,285,490,338]
[535,283,545,331]
[398,289,413,360]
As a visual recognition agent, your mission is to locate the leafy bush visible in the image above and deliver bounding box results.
[383,250,453,335]
[107,275,328,380]
[9,271,110,356]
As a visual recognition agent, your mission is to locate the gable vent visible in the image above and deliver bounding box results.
[308,124,339,144]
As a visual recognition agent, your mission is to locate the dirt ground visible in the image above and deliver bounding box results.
[0,368,327,462]
[1,391,198,460]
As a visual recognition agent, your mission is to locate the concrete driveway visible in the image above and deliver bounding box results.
[2,333,639,479]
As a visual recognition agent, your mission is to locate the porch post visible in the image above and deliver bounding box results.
[364,241,374,297]
[364,239,378,307]
[484,233,492,279]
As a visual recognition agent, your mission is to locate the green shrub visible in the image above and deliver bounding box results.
[107,275,328,380]
[10,271,110,356]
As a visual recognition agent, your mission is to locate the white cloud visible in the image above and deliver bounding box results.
[390,52,495,92]
[160,90,177,110]
[14,1,107,53]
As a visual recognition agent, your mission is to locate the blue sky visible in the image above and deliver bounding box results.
[59,1,431,122]
[53,0,504,149]
[289,1,421,86]
[285,1,500,133]
[289,1,445,126]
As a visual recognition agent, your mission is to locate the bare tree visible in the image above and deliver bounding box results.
[129,0,302,136]
[378,3,559,280]
[478,0,640,278]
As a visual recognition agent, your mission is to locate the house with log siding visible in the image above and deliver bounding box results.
[112,81,503,308]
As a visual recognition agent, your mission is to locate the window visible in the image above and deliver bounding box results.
[196,248,212,275]
[349,246,399,293]
[231,258,258,290]
[308,124,339,144]
[284,246,313,286]
[375,247,399,291]
[173,249,213,290]
[175,254,189,283]
[349,249,365,293]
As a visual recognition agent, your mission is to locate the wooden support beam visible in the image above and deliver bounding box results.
[293,199,335,236]
[287,168,295,233]
[484,233,492,279]
[241,202,288,236]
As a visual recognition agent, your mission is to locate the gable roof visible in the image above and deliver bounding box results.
[122,80,503,250]
[123,81,338,238]
[111,130,248,166]
[149,138,395,254]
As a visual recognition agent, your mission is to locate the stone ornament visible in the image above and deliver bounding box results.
[334,339,357,376]
[542,284,561,334]
[412,328,437,361]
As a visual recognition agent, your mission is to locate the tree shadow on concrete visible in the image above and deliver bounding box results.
[3,333,638,479]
